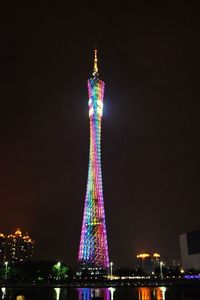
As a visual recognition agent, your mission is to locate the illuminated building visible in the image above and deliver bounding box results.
[0,233,6,263]
[179,229,200,270]
[78,49,109,274]
[136,253,161,274]
[0,229,34,263]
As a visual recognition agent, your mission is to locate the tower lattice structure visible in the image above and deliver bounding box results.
[78,49,109,272]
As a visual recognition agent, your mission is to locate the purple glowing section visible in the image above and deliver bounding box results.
[78,51,109,269]
[185,275,200,279]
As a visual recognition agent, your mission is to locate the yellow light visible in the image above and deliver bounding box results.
[93,48,98,76]
[16,296,25,300]
[15,228,22,236]
[180,268,185,273]
[137,253,150,258]
[153,253,160,257]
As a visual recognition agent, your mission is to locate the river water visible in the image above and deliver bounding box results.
[0,286,199,300]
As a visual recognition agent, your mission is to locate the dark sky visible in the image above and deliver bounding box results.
[0,1,200,268]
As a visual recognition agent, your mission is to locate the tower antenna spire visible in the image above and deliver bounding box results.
[93,46,98,77]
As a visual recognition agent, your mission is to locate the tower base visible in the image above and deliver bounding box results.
[77,262,108,277]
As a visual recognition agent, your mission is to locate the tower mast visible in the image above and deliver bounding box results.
[93,48,98,77]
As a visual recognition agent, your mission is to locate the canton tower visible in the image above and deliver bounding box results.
[78,49,110,272]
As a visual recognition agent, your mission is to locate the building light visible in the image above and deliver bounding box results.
[15,229,22,236]
[153,253,160,258]
[137,253,150,258]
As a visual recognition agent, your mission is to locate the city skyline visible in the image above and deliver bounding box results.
[0,2,200,267]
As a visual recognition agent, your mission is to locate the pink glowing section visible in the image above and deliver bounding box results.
[78,77,109,269]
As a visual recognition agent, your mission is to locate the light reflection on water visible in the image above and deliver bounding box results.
[0,285,168,300]
[0,287,195,300]
[77,287,114,300]
[0,287,166,300]
[54,288,61,300]
[138,287,166,300]
[77,287,166,300]
[1,287,6,299]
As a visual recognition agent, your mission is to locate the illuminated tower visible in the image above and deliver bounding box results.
[78,49,109,273]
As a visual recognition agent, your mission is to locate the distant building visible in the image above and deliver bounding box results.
[136,253,161,274]
[179,229,200,270]
[0,229,34,263]
[0,233,6,263]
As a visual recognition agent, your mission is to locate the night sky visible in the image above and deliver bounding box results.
[0,1,200,268]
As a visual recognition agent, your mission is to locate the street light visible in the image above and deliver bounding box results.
[110,262,113,279]
[4,261,8,280]
[160,261,163,280]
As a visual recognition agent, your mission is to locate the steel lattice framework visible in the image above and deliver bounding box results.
[78,49,109,271]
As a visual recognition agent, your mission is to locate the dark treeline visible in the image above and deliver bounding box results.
[0,261,73,282]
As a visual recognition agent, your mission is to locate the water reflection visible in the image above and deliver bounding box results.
[108,287,116,300]
[77,287,115,300]
[16,296,26,300]
[53,287,67,300]
[138,287,166,300]
[0,286,167,300]
[54,288,61,300]
[1,287,6,299]
[157,287,166,300]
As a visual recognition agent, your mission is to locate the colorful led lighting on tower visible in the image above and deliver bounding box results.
[78,49,110,273]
